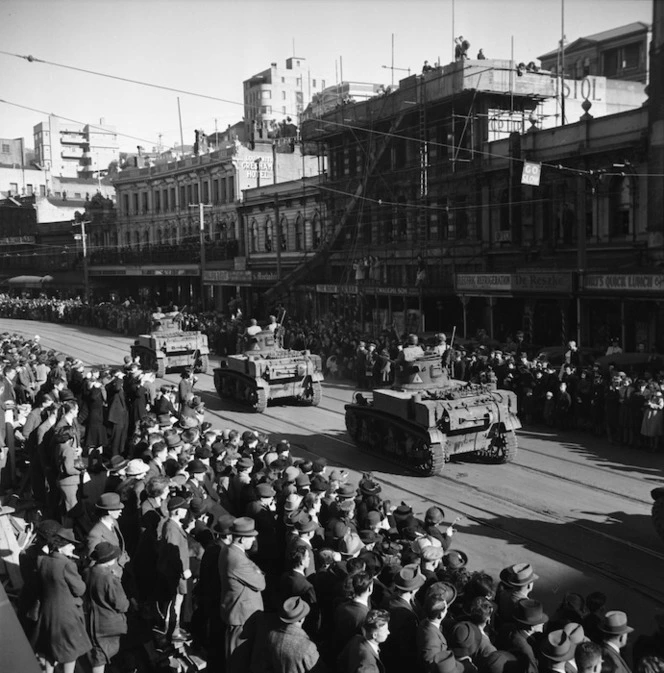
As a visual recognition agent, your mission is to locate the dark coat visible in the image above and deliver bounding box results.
[416,619,448,669]
[333,600,369,652]
[159,518,190,595]
[34,552,92,663]
[84,385,107,448]
[106,380,127,426]
[266,622,321,673]
[382,594,419,673]
[86,520,129,568]
[338,634,385,673]
[219,541,266,626]
[86,563,129,639]
[497,626,538,673]
[600,644,632,673]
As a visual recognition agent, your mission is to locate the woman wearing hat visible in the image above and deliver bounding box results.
[86,542,130,673]
[34,527,92,673]
[83,370,107,456]
[115,459,150,555]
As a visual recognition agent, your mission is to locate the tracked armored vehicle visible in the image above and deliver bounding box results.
[213,329,324,412]
[344,349,521,476]
[131,315,209,378]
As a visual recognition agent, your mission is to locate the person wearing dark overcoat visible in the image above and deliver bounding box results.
[86,542,130,673]
[333,570,373,652]
[497,599,548,673]
[278,545,319,637]
[266,597,322,673]
[55,425,85,522]
[245,482,280,574]
[219,517,266,668]
[158,496,193,640]
[115,458,149,556]
[381,564,424,673]
[338,609,390,673]
[106,370,128,457]
[34,527,92,673]
[86,493,130,570]
[599,611,633,673]
[84,377,107,451]
[417,594,449,671]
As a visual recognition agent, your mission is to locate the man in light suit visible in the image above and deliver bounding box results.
[338,609,390,673]
[219,516,266,671]
[600,611,633,673]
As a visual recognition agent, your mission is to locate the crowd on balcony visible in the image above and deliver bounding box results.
[0,329,662,673]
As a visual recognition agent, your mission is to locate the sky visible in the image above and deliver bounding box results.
[0,0,653,153]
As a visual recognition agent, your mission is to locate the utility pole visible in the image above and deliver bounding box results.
[189,202,213,311]
[72,217,91,303]
[272,142,281,281]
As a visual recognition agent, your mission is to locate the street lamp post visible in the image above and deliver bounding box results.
[72,218,90,303]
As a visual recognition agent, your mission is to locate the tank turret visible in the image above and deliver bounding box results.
[345,351,520,476]
[214,330,324,412]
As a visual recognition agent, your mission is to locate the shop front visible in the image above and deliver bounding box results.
[455,272,575,344]
[581,274,664,352]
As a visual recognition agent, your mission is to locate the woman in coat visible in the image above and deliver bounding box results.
[86,542,130,673]
[55,426,86,521]
[84,374,107,452]
[34,527,92,673]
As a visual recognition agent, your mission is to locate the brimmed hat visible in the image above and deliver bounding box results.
[364,511,382,527]
[329,468,348,482]
[339,532,364,558]
[280,596,310,623]
[394,563,425,591]
[105,455,128,472]
[189,497,208,516]
[242,430,257,443]
[310,475,328,493]
[36,519,61,543]
[167,496,189,512]
[92,541,121,564]
[284,494,302,512]
[230,517,258,537]
[256,483,276,498]
[186,459,207,474]
[444,550,468,569]
[284,465,300,482]
[178,416,200,430]
[294,515,318,534]
[359,477,381,496]
[599,611,634,636]
[431,650,465,673]
[158,414,172,428]
[359,529,379,544]
[541,630,574,662]
[96,493,124,511]
[126,459,149,477]
[195,446,212,460]
[54,527,78,546]
[450,621,481,658]
[563,623,586,645]
[165,434,183,449]
[427,581,458,606]
[336,484,356,500]
[500,563,538,587]
[513,599,549,626]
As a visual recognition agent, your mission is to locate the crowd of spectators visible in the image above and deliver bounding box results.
[3,295,664,452]
[0,331,662,673]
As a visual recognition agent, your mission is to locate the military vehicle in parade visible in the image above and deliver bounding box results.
[131,313,210,378]
[652,487,664,543]
[213,329,324,412]
[344,345,521,476]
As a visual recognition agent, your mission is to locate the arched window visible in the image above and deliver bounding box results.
[279,215,288,251]
[295,215,304,251]
[264,217,273,252]
[250,219,258,253]
[610,176,634,238]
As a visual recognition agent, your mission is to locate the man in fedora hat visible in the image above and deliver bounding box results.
[382,564,425,673]
[541,630,575,673]
[496,563,539,628]
[599,611,633,673]
[497,598,548,673]
[338,609,390,673]
[86,542,130,673]
[86,492,129,570]
[266,596,321,673]
[219,517,266,666]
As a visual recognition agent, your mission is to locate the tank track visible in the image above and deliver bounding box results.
[214,370,268,413]
[345,407,446,476]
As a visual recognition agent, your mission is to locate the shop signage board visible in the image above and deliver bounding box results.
[456,272,573,294]
[584,274,664,293]
[455,274,513,292]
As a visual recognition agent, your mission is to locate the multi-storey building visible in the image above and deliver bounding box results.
[33,115,119,179]
[243,57,326,141]
[538,22,650,83]
[302,81,384,120]
[90,139,320,306]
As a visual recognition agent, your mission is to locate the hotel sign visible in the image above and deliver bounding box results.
[584,274,664,293]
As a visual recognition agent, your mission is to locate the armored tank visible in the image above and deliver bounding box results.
[344,349,521,476]
[213,329,324,412]
[131,315,210,378]
[652,487,664,542]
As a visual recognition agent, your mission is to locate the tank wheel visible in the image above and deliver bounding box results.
[479,431,518,464]
[653,496,664,542]
[410,440,446,476]
[253,388,268,413]
[307,381,322,406]
[156,358,166,378]
[197,355,209,375]
[345,410,360,439]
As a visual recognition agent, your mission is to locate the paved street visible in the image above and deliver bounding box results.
[5,316,663,645]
